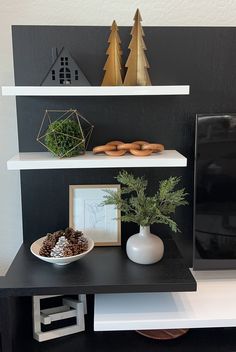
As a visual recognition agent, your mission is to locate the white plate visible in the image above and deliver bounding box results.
[30,235,94,265]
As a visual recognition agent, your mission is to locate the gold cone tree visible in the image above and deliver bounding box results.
[124,9,151,86]
[101,20,123,86]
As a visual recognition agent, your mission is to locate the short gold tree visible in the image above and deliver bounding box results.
[124,9,151,86]
[101,20,123,86]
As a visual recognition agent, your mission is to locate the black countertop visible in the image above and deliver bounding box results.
[0,239,196,296]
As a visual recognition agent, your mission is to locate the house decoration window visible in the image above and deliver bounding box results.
[51,70,55,81]
[75,70,79,81]
[60,67,71,85]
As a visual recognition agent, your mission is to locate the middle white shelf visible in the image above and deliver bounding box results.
[7,150,187,170]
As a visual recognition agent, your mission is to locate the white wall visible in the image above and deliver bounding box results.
[1,0,236,274]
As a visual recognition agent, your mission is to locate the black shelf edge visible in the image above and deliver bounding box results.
[0,239,196,296]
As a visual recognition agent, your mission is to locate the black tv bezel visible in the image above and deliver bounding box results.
[193,113,236,270]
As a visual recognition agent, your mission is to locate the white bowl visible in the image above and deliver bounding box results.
[30,235,94,265]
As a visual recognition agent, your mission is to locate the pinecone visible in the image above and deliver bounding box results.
[68,230,84,244]
[80,237,89,250]
[74,230,83,237]
[68,233,78,244]
[63,243,75,255]
[39,228,89,258]
[43,233,52,243]
[54,230,64,241]
[73,237,89,255]
[40,233,57,257]
[64,227,75,239]
[71,244,80,255]
[63,246,74,257]
[43,233,56,246]
[39,244,52,257]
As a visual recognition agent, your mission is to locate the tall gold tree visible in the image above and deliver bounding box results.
[124,9,151,86]
[101,20,123,86]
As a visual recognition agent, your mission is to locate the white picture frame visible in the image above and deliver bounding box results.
[69,184,121,246]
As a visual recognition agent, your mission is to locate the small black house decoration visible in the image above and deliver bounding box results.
[41,47,90,86]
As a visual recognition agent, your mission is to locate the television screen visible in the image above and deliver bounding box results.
[194,114,236,269]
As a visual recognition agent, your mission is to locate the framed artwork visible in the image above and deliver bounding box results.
[69,184,121,246]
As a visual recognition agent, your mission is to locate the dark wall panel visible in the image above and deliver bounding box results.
[12,26,236,266]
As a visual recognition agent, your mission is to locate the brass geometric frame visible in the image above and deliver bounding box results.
[37,109,94,158]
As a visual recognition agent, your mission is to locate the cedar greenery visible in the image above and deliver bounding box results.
[102,170,188,232]
[45,119,85,158]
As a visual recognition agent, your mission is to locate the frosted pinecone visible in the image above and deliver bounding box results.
[50,236,69,258]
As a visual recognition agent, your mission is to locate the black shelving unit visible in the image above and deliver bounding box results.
[0,239,196,352]
[5,24,236,352]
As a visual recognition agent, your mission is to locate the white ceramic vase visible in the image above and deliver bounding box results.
[126,226,164,265]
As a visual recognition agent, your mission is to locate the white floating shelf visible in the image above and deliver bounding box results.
[1,85,190,96]
[94,270,236,331]
[7,151,187,170]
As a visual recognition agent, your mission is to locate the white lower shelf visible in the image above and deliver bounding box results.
[7,150,187,170]
[94,270,236,331]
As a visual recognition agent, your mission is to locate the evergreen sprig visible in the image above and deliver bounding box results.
[102,170,188,232]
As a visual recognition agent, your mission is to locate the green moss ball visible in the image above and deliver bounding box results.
[45,119,85,158]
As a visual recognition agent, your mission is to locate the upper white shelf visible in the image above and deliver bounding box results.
[94,270,236,331]
[1,85,190,96]
[7,150,187,170]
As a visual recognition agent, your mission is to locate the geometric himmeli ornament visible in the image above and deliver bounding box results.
[37,109,94,158]
[101,20,123,86]
[124,9,152,86]
[40,47,91,86]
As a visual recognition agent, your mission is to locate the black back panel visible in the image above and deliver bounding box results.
[12,26,236,267]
